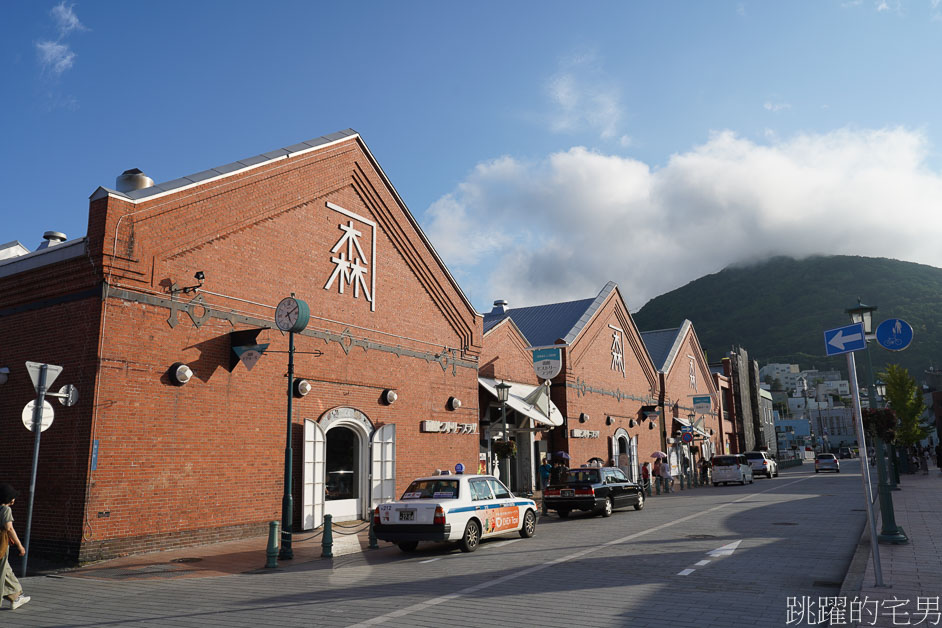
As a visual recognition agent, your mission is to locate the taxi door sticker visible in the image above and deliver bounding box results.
[484,506,520,534]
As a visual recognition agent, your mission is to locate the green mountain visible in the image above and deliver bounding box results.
[633,256,942,382]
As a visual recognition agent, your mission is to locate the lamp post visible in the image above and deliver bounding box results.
[846,299,907,544]
[875,379,900,489]
[495,381,512,488]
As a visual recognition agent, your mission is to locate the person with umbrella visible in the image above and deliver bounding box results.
[550,452,570,485]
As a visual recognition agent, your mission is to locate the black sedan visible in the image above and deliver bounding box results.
[543,466,645,518]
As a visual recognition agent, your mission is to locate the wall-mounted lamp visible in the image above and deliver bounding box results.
[447,396,462,411]
[606,416,613,426]
[648,421,657,430]
[294,379,312,397]
[628,418,635,428]
[383,389,398,405]
[170,362,193,386]
[579,413,589,423]
[0,367,8,386]
[173,271,206,295]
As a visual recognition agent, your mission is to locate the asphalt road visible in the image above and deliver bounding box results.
[7,460,868,628]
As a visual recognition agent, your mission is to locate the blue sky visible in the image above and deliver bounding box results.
[4,1,942,312]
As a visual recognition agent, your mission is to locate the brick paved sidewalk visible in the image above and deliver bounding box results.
[844,464,942,627]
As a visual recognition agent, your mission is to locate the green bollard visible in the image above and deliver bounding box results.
[655,476,661,495]
[322,514,334,558]
[265,520,280,568]
[678,473,684,491]
[645,479,652,497]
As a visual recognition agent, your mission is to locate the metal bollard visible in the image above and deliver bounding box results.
[368,516,378,549]
[265,520,280,568]
[645,480,652,497]
[678,474,684,491]
[655,477,661,495]
[322,514,334,558]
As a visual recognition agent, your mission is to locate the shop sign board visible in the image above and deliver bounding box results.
[532,347,563,381]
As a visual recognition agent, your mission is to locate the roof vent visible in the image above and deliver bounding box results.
[36,231,68,251]
[115,168,154,193]
[491,299,509,315]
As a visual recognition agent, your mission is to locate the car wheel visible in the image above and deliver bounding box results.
[740,476,746,485]
[397,541,418,553]
[557,509,570,519]
[460,519,481,553]
[634,492,645,511]
[712,482,718,487]
[837,469,841,473]
[815,470,819,474]
[519,510,536,538]
[599,497,613,517]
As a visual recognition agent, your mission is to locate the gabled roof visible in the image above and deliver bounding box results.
[640,320,693,373]
[483,281,617,347]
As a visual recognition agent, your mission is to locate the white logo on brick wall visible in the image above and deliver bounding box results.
[688,355,697,390]
[609,325,625,377]
[323,202,377,311]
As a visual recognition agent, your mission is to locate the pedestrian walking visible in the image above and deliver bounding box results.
[1,484,30,610]
[921,449,930,475]
[699,458,710,484]
[660,459,673,493]
[641,462,650,492]
[538,457,552,491]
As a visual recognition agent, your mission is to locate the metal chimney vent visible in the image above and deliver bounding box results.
[491,299,509,315]
[36,231,68,251]
[115,168,154,193]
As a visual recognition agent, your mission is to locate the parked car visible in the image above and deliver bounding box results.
[744,451,779,478]
[543,466,645,518]
[373,474,539,553]
[815,453,841,473]
[711,454,754,486]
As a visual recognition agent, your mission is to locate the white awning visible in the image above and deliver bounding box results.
[479,377,564,428]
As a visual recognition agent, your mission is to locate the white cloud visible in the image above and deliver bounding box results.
[36,40,75,75]
[424,127,942,312]
[51,2,86,37]
[545,51,624,141]
[764,101,792,112]
[35,2,86,77]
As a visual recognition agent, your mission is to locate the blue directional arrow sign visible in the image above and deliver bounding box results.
[875,318,913,352]
[823,322,866,356]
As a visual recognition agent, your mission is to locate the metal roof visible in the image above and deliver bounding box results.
[640,320,693,373]
[482,282,618,347]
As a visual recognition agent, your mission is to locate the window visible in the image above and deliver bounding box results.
[612,469,629,482]
[486,478,511,500]
[401,480,460,500]
[469,479,494,501]
[567,469,601,484]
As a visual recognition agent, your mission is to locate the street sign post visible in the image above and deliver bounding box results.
[824,322,867,356]
[21,400,54,432]
[875,318,913,352]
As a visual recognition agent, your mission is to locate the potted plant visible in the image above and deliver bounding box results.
[492,440,517,458]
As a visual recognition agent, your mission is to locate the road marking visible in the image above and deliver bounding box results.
[418,557,442,564]
[708,540,743,557]
[695,560,711,566]
[677,568,695,576]
[487,538,522,549]
[347,475,816,627]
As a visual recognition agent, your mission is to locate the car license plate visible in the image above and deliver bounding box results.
[561,489,574,497]
[399,510,415,521]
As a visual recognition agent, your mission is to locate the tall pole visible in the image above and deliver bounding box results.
[280,331,295,560]
[847,352,884,586]
[22,364,47,577]
[500,400,510,487]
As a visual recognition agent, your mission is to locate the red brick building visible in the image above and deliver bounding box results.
[482,283,662,485]
[641,321,722,475]
[0,130,482,561]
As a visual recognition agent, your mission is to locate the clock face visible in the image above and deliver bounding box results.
[275,296,310,332]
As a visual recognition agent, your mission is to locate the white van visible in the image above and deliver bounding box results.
[711,454,754,486]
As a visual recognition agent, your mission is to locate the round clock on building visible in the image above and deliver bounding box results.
[275,296,310,333]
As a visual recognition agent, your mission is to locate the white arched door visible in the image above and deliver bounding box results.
[302,419,325,530]
[371,424,396,510]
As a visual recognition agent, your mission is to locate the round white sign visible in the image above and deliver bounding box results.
[532,347,563,381]
[22,399,55,432]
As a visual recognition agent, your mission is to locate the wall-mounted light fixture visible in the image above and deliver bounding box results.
[0,367,9,386]
[172,271,206,295]
[294,379,312,397]
[648,421,657,430]
[606,416,613,426]
[628,418,635,428]
[447,396,462,411]
[579,413,589,423]
[383,389,398,405]
[170,362,193,386]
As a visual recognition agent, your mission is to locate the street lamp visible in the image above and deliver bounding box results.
[495,381,512,487]
[846,298,877,338]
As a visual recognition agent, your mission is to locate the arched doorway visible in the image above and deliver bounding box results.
[325,426,361,520]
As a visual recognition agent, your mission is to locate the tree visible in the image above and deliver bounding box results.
[880,364,931,446]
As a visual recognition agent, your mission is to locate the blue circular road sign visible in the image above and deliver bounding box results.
[875,318,913,352]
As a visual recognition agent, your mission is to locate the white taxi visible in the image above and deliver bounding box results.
[372,474,539,553]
